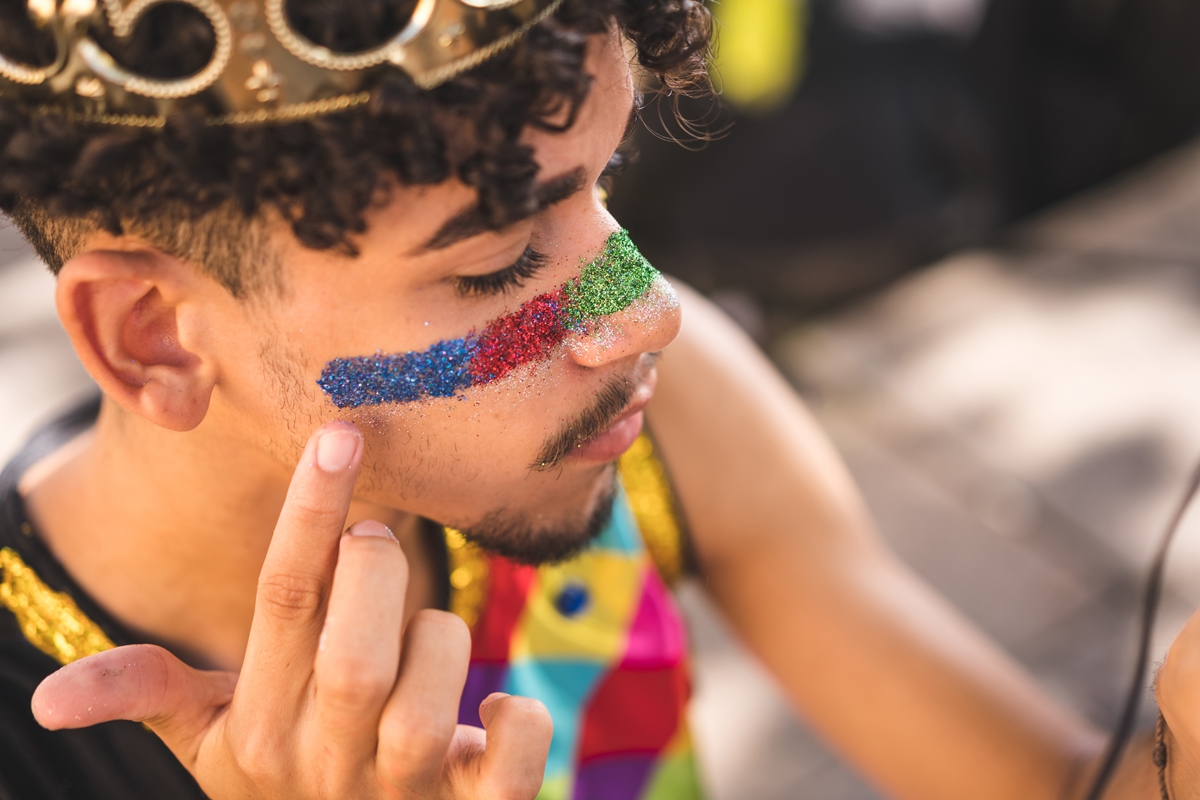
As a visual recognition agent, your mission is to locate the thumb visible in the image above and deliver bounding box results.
[32,644,236,760]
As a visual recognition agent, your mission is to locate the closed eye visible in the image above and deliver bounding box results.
[455,246,548,297]
[597,150,631,201]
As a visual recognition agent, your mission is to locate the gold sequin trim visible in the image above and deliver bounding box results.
[0,547,114,665]
[444,528,489,632]
[618,433,687,586]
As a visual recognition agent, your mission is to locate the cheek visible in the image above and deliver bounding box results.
[201,314,327,455]
[253,229,661,514]
[315,229,659,410]
[347,356,583,504]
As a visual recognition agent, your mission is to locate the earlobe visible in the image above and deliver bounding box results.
[56,247,217,432]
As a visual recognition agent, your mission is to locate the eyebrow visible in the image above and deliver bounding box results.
[417,167,588,253]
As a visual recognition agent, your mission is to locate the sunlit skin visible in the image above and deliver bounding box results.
[13,24,1200,800]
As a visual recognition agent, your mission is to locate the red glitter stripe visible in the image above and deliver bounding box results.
[468,289,569,384]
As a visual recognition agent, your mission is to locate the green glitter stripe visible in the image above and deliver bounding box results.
[562,229,659,328]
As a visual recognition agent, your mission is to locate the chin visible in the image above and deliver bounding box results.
[454,464,618,566]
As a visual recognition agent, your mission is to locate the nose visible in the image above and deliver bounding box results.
[564,275,682,368]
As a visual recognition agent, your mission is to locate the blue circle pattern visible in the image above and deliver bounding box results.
[554,582,590,618]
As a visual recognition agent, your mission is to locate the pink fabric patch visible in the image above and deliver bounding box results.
[620,567,686,670]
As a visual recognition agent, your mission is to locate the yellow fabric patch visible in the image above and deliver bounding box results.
[511,550,645,662]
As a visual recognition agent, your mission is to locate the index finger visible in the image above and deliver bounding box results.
[238,422,363,703]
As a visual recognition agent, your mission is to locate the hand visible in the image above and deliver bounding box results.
[30,422,553,799]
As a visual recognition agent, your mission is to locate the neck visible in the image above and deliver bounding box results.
[21,398,428,671]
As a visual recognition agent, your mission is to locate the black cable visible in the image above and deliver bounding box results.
[1083,456,1200,800]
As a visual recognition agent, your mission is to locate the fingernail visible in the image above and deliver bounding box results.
[348,520,396,541]
[316,429,359,472]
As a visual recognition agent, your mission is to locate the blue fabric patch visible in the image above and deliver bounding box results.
[505,660,606,778]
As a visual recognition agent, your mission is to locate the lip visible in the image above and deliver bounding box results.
[570,370,657,464]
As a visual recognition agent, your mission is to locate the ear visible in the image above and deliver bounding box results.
[56,246,218,432]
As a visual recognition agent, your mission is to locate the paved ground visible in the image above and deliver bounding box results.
[4,138,1200,799]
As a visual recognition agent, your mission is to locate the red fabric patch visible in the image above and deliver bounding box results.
[471,557,535,663]
[577,666,690,761]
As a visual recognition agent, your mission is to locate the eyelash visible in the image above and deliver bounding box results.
[455,246,548,297]
[453,149,629,298]
[597,150,630,198]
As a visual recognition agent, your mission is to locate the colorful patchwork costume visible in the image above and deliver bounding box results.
[446,433,705,800]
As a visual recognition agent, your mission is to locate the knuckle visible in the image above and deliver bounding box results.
[228,726,286,787]
[378,710,453,765]
[136,646,177,720]
[318,662,394,710]
[379,724,451,777]
[257,572,327,621]
[407,609,470,651]
[285,483,346,527]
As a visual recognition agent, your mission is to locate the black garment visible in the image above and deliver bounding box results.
[0,398,206,800]
[0,399,455,800]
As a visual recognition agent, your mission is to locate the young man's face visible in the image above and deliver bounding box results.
[207,32,680,563]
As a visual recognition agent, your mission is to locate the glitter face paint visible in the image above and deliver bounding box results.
[318,229,661,409]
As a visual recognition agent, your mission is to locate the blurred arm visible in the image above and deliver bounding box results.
[646,283,1156,800]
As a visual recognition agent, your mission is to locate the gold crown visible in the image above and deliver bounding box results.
[0,0,563,128]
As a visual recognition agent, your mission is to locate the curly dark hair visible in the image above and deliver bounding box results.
[0,0,712,295]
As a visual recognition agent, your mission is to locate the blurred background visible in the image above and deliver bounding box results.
[614,0,1200,323]
[6,0,1200,796]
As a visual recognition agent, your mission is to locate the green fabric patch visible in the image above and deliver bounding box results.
[641,749,707,800]
[535,771,572,800]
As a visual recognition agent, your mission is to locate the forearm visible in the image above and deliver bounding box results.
[649,284,1111,799]
[707,543,1106,800]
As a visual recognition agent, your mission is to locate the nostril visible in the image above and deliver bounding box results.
[565,276,681,368]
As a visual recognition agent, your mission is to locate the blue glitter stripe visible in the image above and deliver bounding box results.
[318,336,480,409]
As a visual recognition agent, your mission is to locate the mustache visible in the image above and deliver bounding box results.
[530,372,639,472]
